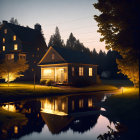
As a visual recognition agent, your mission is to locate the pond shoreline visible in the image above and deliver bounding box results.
[0,87,119,103]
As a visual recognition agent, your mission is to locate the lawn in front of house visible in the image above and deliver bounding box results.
[0,82,118,102]
[104,87,139,121]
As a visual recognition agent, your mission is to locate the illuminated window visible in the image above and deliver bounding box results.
[6,54,14,60]
[14,126,18,134]
[14,44,18,50]
[79,99,84,108]
[43,69,52,76]
[62,102,65,110]
[89,68,92,76]
[3,46,5,51]
[88,98,93,107]
[79,67,84,76]
[72,67,74,76]
[52,53,55,60]
[19,54,26,60]
[13,35,16,41]
[4,29,7,34]
[3,38,5,43]
[72,100,75,110]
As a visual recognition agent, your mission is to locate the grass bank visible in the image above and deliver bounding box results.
[0,107,27,132]
[0,82,118,103]
[103,87,139,121]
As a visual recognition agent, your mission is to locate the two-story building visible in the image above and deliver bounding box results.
[0,21,47,80]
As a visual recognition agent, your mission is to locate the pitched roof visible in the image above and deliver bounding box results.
[6,23,42,43]
[0,22,47,54]
[51,46,96,65]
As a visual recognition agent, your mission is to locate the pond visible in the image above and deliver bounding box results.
[0,93,119,140]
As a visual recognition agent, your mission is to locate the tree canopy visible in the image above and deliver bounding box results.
[94,0,139,87]
[48,27,64,47]
[0,60,29,86]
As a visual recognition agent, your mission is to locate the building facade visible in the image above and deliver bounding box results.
[39,46,98,85]
[0,21,47,80]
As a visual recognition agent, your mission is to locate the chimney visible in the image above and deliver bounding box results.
[3,20,8,24]
[34,23,41,32]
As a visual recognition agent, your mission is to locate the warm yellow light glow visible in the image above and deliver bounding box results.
[88,98,93,107]
[2,73,17,82]
[79,99,84,108]
[4,29,7,34]
[89,68,92,76]
[43,69,52,75]
[2,104,16,112]
[62,102,65,110]
[14,126,18,134]
[13,35,16,41]
[3,38,5,43]
[14,44,18,50]
[79,67,84,76]
[3,46,5,51]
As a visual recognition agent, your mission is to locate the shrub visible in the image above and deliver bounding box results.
[40,80,47,85]
[46,79,55,86]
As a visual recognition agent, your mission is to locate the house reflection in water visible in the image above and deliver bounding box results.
[41,93,104,134]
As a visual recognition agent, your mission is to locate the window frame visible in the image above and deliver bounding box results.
[89,67,93,76]
[14,44,18,50]
[79,67,84,76]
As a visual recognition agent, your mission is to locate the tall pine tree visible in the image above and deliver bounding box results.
[48,27,64,47]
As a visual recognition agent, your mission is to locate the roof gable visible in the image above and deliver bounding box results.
[39,46,65,65]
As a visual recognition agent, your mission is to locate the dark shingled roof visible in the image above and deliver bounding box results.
[52,46,96,65]
[6,23,41,42]
[3,22,47,54]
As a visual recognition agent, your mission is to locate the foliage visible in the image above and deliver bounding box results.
[9,17,19,25]
[66,33,91,54]
[40,80,47,85]
[46,79,55,86]
[94,0,139,86]
[48,27,64,47]
[0,60,29,85]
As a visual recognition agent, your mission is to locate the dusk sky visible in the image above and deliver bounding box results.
[0,0,106,52]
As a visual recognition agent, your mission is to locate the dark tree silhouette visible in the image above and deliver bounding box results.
[48,27,64,47]
[94,0,139,87]
[66,33,77,48]
[9,17,19,25]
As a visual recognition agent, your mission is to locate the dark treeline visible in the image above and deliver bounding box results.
[48,27,125,79]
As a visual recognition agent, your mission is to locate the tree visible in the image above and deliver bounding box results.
[94,0,139,87]
[66,33,77,48]
[0,60,29,86]
[9,17,19,25]
[48,27,64,47]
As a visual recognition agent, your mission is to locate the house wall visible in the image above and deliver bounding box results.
[0,25,22,53]
[68,64,97,85]
[41,65,68,83]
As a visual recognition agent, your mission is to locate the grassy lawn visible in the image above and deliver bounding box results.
[0,82,118,102]
[103,87,140,121]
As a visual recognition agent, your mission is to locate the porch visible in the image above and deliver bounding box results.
[41,66,68,84]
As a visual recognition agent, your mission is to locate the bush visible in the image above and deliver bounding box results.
[46,80,55,86]
[40,80,47,85]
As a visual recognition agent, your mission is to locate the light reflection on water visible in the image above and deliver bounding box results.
[0,93,118,140]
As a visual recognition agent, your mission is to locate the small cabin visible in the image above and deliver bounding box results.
[38,46,98,85]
